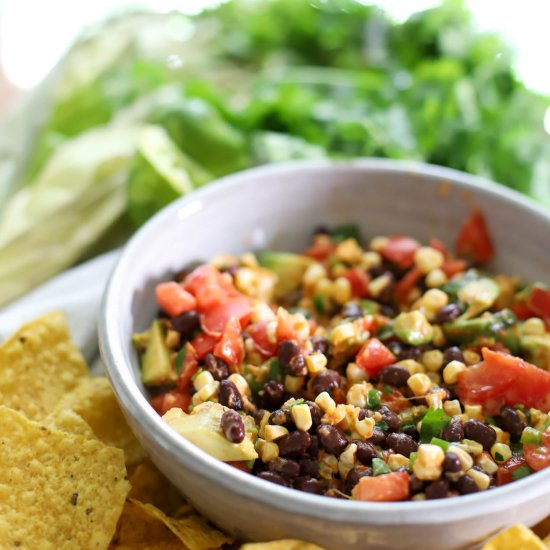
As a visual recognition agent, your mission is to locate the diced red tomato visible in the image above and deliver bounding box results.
[345,267,371,298]
[512,302,535,321]
[383,389,410,413]
[276,308,301,342]
[497,456,527,486]
[150,389,191,416]
[352,471,410,502]
[527,287,550,330]
[524,432,550,472]
[381,236,421,269]
[441,259,468,278]
[176,343,199,392]
[190,332,218,360]
[456,347,550,412]
[355,315,376,334]
[429,238,448,258]
[247,321,278,358]
[184,265,237,310]
[200,296,252,336]
[455,208,495,263]
[155,282,197,317]
[303,238,337,261]
[395,267,422,304]
[356,338,396,376]
[214,317,244,369]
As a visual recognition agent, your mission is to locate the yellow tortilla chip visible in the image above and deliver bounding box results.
[130,499,233,550]
[482,525,546,550]
[54,376,145,465]
[43,408,97,439]
[240,541,325,550]
[0,311,88,419]
[128,461,186,515]
[0,406,130,549]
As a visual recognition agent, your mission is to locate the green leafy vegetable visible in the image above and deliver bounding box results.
[420,408,452,443]
[372,457,392,476]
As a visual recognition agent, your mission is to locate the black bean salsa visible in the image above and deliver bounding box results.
[133,210,550,502]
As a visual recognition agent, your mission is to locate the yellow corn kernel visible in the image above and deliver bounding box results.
[335,238,363,264]
[284,375,305,393]
[415,289,448,321]
[258,410,271,439]
[193,370,215,391]
[463,349,481,366]
[338,443,358,479]
[407,373,432,396]
[314,277,333,297]
[331,263,348,278]
[530,408,548,431]
[354,417,375,440]
[346,383,369,408]
[490,443,512,464]
[322,404,347,426]
[388,454,410,471]
[492,425,510,445]
[165,329,180,348]
[460,439,484,456]
[443,400,462,417]
[305,353,328,374]
[261,441,279,463]
[332,277,353,305]
[413,444,445,480]
[397,359,425,376]
[319,452,339,480]
[466,467,490,490]
[523,317,546,336]
[368,273,393,298]
[431,325,446,348]
[370,236,389,252]
[414,246,444,275]
[228,373,250,396]
[330,322,356,347]
[194,381,219,404]
[346,362,368,384]
[291,404,313,432]
[264,425,289,442]
[443,360,467,385]
[251,301,276,323]
[425,389,445,409]
[464,404,483,421]
[426,372,442,386]
[425,268,448,289]
[303,262,328,287]
[210,254,238,269]
[360,251,382,270]
[447,444,474,471]
[315,391,336,414]
[239,252,259,268]
[411,493,427,501]
[476,451,499,475]
[421,349,444,372]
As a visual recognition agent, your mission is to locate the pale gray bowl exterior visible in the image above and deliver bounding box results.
[100,159,550,550]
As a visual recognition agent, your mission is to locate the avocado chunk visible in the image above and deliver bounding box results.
[520,333,550,370]
[443,309,517,346]
[458,277,500,319]
[256,251,314,298]
[162,402,258,461]
[393,311,433,345]
[139,320,176,386]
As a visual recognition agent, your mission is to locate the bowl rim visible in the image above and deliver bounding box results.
[100,158,550,525]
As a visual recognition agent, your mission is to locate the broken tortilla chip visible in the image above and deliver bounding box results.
[0,406,130,549]
[54,376,145,465]
[43,408,97,439]
[482,525,547,550]
[0,311,88,419]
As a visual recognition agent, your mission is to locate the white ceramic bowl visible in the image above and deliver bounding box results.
[100,159,550,550]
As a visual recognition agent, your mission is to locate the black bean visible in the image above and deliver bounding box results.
[443,346,465,367]
[409,474,424,495]
[455,475,479,495]
[397,346,422,362]
[402,425,420,441]
[344,466,372,494]
[287,354,308,376]
[426,479,449,500]
[357,408,369,421]
[386,432,418,457]
[268,458,300,479]
[300,458,319,477]
[379,365,410,387]
[171,310,200,339]
[379,405,400,433]
[294,477,328,495]
[306,401,323,429]
[442,418,464,442]
[376,272,396,305]
[380,305,397,318]
[218,380,243,411]
[257,471,288,487]
[204,353,229,381]
[278,431,312,458]
[269,408,291,426]
[311,336,329,355]
[262,380,285,409]
[341,303,363,319]
[444,453,462,473]
[355,441,377,465]
[464,419,497,451]
[220,410,245,443]
[435,303,463,325]
[313,225,331,236]
[498,407,527,440]
[278,340,301,372]
[308,435,319,456]
[317,424,348,456]
[312,370,341,397]
[369,428,387,446]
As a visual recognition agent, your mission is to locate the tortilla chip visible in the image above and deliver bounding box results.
[128,461,186,515]
[43,408,97,439]
[0,406,130,549]
[482,525,546,550]
[0,312,88,419]
[240,541,325,550]
[534,517,550,540]
[54,376,145,465]
[129,499,233,550]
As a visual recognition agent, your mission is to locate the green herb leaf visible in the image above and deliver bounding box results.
[313,294,326,315]
[511,464,533,481]
[375,421,389,432]
[372,458,391,476]
[420,408,452,443]
[267,358,282,382]
[430,437,450,452]
[330,224,362,244]
[382,384,393,396]
[495,452,504,462]
[175,347,187,376]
